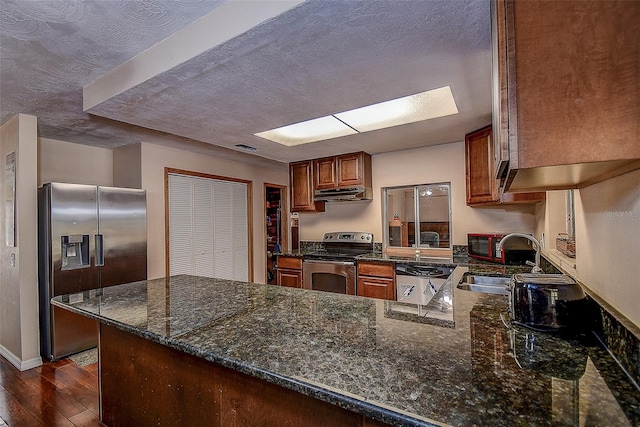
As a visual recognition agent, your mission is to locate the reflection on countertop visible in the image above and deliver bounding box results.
[53,273,639,426]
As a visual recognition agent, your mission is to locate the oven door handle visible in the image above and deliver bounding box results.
[303,259,355,266]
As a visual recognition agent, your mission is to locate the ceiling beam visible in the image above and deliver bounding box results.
[83,0,304,111]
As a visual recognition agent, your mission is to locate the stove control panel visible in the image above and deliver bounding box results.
[323,232,373,243]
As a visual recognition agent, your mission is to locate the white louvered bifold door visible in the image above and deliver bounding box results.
[231,182,248,281]
[193,178,214,277]
[168,175,193,275]
[213,180,233,280]
[168,173,249,280]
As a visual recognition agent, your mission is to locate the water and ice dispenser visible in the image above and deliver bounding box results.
[60,234,89,270]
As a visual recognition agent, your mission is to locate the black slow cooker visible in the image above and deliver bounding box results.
[509,273,589,331]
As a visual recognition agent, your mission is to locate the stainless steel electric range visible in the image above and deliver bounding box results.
[302,232,374,295]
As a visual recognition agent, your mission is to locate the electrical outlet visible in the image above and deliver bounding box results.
[10,253,16,267]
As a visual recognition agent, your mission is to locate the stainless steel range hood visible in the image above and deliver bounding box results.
[314,186,373,202]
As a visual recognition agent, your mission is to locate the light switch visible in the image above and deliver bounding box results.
[10,253,16,267]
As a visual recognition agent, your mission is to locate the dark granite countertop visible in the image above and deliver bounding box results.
[278,251,539,276]
[275,250,313,257]
[52,272,639,426]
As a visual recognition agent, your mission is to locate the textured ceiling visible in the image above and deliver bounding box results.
[0,0,492,166]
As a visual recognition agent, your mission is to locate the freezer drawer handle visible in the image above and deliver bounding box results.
[95,234,104,266]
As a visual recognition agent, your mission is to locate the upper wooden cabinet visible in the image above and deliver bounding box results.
[290,152,371,212]
[466,126,497,205]
[492,0,640,192]
[337,152,370,187]
[465,125,545,206]
[314,152,372,190]
[289,160,325,213]
[314,156,337,190]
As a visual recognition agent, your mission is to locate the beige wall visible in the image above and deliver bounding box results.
[0,114,41,370]
[535,189,569,254]
[113,143,142,188]
[38,137,113,186]
[36,136,288,283]
[538,170,640,326]
[299,142,537,245]
[139,142,288,282]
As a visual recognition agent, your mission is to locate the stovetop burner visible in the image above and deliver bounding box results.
[396,264,452,278]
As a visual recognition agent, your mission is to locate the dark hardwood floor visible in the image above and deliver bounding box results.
[0,354,102,426]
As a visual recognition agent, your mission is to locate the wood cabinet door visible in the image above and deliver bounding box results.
[314,157,337,190]
[491,0,510,180]
[217,362,362,427]
[357,261,394,279]
[465,126,545,206]
[277,268,302,288]
[466,126,498,205]
[357,277,395,300]
[337,152,364,187]
[277,256,302,270]
[290,161,324,212]
[495,0,640,191]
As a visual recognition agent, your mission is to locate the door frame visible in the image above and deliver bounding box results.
[264,183,288,284]
[164,167,253,281]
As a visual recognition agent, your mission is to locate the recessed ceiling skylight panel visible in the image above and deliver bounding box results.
[335,86,459,132]
[254,116,357,147]
[254,85,458,146]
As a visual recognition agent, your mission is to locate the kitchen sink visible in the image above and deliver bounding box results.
[457,273,510,295]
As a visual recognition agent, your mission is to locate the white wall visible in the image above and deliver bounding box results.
[38,137,113,186]
[0,114,41,370]
[299,142,537,244]
[538,170,640,326]
[139,142,288,282]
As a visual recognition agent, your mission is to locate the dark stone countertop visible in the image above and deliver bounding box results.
[277,251,539,276]
[52,271,639,426]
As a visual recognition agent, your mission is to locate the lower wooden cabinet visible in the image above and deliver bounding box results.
[357,261,395,300]
[100,323,390,426]
[277,256,303,288]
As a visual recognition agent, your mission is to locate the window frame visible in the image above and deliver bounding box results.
[382,182,453,255]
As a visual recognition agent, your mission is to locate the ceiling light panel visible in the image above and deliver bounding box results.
[335,86,459,133]
[255,115,357,146]
[254,86,458,147]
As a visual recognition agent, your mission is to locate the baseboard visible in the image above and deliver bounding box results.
[0,343,43,371]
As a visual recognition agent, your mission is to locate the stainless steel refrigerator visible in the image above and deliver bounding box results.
[38,182,147,360]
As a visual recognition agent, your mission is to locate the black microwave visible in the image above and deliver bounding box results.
[467,233,536,265]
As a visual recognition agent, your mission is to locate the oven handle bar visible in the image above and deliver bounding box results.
[303,259,355,266]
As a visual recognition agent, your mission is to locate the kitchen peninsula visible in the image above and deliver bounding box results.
[52,272,638,426]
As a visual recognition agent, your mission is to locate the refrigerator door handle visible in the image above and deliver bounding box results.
[95,234,104,266]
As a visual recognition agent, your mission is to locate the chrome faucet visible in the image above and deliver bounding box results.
[497,233,544,274]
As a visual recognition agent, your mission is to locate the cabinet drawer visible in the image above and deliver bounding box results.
[357,277,395,300]
[277,256,302,270]
[357,261,394,278]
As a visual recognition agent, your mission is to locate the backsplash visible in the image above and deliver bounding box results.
[453,245,467,256]
[299,240,383,253]
[299,240,324,251]
[589,292,640,389]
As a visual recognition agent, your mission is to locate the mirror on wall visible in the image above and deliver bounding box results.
[384,183,452,249]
